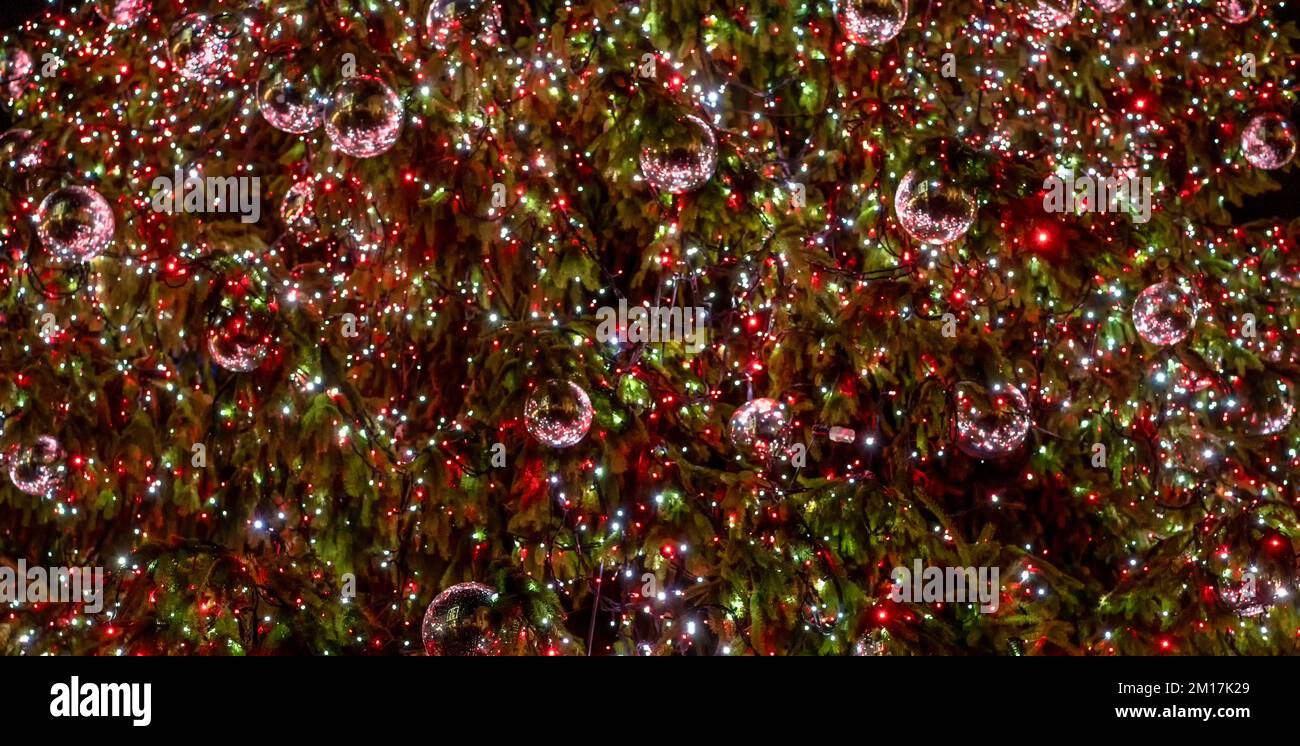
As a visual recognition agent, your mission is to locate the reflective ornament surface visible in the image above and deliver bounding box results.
[1241,113,1296,170]
[6,435,66,497]
[324,76,403,158]
[0,128,45,173]
[640,114,717,194]
[1215,0,1257,23]
[1022,0,1077,31]
[728,397,791,462]
[425,0,503,51]
[207,304,274,372]
[1132,280,1198,346]
[167,13,232,83]
[258,66,322,134]
[954,384,1032,459]
[894,169,976,245]
[524,379,594,448]
[1203,377,1294,436]
[37,186,115,263]
[421,582,503,656]
[0,46,32,98]
[280,180,319,235]
[95,0,151,27]
[1086,0,1123,11]
[834,0,908,46]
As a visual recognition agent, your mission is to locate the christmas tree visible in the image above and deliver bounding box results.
[0,0,1298,656]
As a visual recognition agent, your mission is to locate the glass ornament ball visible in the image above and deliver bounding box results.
[421,582,504,656]
[0,128,46,173]
[954,384,1032,459]
[1204,377,1295,436]
[426,0,504,51]
[728,398,792,462]
[167,13,233,83]
[1215,0,1257,24]
[6,435,66,497]
[0,46,32,98]
[324,76,404,158]
[524,379,594,449]
[280,180,319,235]
[94,0,151,27]
[834,0,908,46]
[1241,113,1296,170]
[894,169,976,245]
[639,114,718,194]
[852,632,889,656]
[207,305,274,373]
[37,186,115,263]
[258,66,322,134]
[1022,0,1077,31]
[1131,280,1198,346]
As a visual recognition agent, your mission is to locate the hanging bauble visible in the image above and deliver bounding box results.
[94,0,151,27]
[834,0,908,46]
[0,46,33,98]
[421,582,505,656]
[1241,113,1296,170]
[36,186,115,263]
[639,114,717,194]
[1022,0,1077,31]
[1202,376,1294,436]
[1215,0,1257,24]
[894,169,976,245]
[6,435,66,497]
[524,379,594,448]
[852,629,891,656]
[280,179,320,236]
[1131,280,1198,346]
[167,13,233,83]
[953,383,1032,459]
[728,397,792,462]
[0,128,46,173]
[324,76,403,158]
[207,302,275,372]
[425,0,504,51]
[258,65,323,134]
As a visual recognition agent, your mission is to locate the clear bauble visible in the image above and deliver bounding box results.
[834,0,908,46]
[953,383,1032,459]
[524,379,594,448]
[894,169,976,245]
[640,114,717,194]
[1131,280,1198,346]
[1241,113,1296,170]
[728,397,792,462]
[6,435,66,497]
[36,186,115,263]
[324,76,404,158]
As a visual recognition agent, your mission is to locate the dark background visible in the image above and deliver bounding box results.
[0,0,1295,220]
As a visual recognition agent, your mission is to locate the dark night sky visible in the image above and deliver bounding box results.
[0,0,1295,221]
